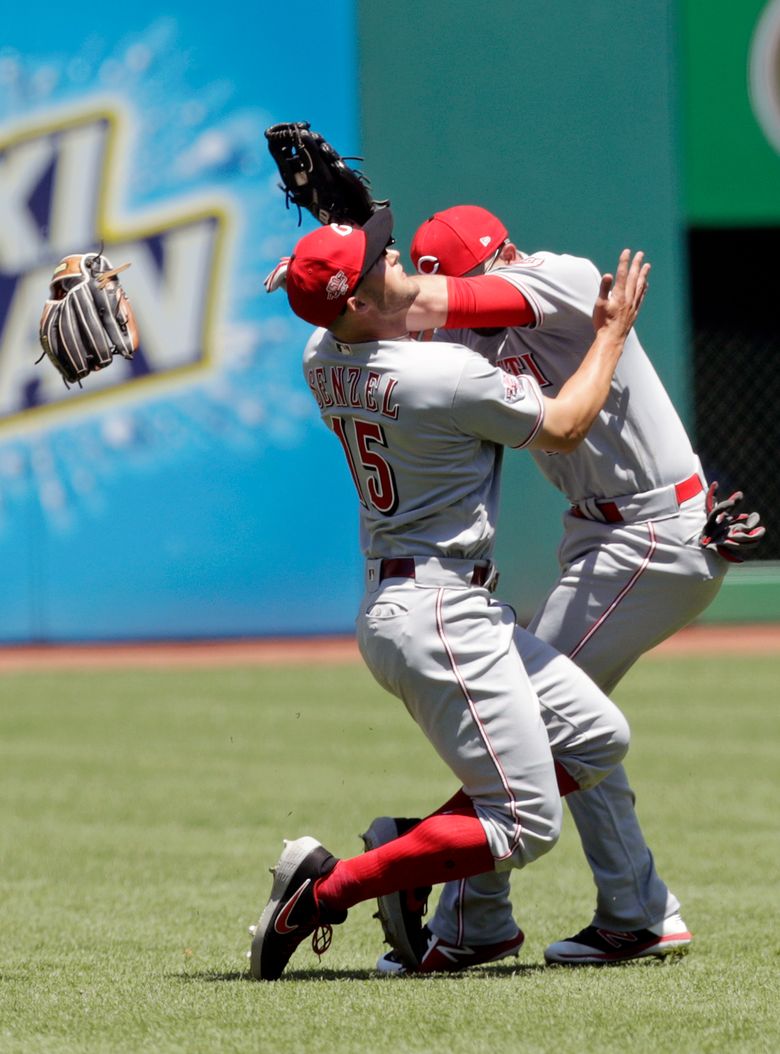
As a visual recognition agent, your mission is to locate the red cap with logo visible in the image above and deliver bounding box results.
[286,208,394,327]
[410,205,508,277]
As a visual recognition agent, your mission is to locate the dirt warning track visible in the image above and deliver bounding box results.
[0,624,777,672]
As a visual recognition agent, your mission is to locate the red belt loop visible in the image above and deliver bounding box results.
[472,564,492,587]
[674,472,704,505]
[596,501,623,523]
[379,558,416,580]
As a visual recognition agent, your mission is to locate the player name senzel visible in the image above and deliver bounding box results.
[306,366,400,419]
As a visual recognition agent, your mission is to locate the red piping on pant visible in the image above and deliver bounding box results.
[568,522,658,662]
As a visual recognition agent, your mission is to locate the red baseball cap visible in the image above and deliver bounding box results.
[410,205,508,277]
[286,207,394,327]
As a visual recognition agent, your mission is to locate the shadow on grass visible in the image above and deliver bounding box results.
[173,961,548,984]
[172,953,688,984]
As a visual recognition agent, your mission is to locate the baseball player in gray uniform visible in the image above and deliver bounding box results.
[248,207,650,980]
[365,205,764,974]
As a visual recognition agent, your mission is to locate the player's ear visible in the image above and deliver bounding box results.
[499,241,519,264]
[350,287,383,317]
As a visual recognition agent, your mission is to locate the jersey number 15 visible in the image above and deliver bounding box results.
[332,416,399,516]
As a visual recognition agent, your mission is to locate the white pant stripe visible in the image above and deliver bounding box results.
[434,587,523,862]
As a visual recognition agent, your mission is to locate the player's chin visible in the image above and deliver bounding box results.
[389,296,418,322]
[375,288,416,317]
[396,282,419,311]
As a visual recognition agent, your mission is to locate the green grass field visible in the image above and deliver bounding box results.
[1,654,779,1053]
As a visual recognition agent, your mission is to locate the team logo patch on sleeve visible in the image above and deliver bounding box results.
[501,372,526,403]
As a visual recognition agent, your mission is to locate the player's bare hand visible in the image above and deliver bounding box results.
[592,249,650,335]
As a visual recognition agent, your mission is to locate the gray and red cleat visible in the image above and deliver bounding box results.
[377,924,525,975]
[543,912,692,965]
[248,836,347,980]
[362,815,524,976]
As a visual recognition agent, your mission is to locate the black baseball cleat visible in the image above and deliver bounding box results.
[544,913,693,965]
[361,816,430,970]
[248,836,347,980]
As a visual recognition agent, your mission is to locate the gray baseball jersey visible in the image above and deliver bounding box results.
[441,252,697,502]
[303,326,629,874]
[303,327,545,560]
[428,251,727,944]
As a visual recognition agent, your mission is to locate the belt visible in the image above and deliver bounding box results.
[571,472,704,525]
[378,557,497,590]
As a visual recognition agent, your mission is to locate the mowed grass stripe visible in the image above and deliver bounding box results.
[1,658,778,1053]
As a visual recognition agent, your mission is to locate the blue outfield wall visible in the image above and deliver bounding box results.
[0,2,365,641]
[1,3,773,642]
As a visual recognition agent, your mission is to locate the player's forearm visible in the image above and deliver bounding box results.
[405,275,534,331]
[531,250,649,453]
[530,329,626,453]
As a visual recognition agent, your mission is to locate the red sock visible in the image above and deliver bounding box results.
[316,805,494,912]
[555,761,580,796]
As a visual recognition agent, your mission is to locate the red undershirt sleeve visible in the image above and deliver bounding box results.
[444,275,536,328]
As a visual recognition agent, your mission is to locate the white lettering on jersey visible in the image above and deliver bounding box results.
[306,365,400,419]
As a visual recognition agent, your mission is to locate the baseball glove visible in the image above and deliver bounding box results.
[38,252,139,386]
[699,482,766,563]
[265,121,388,226]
